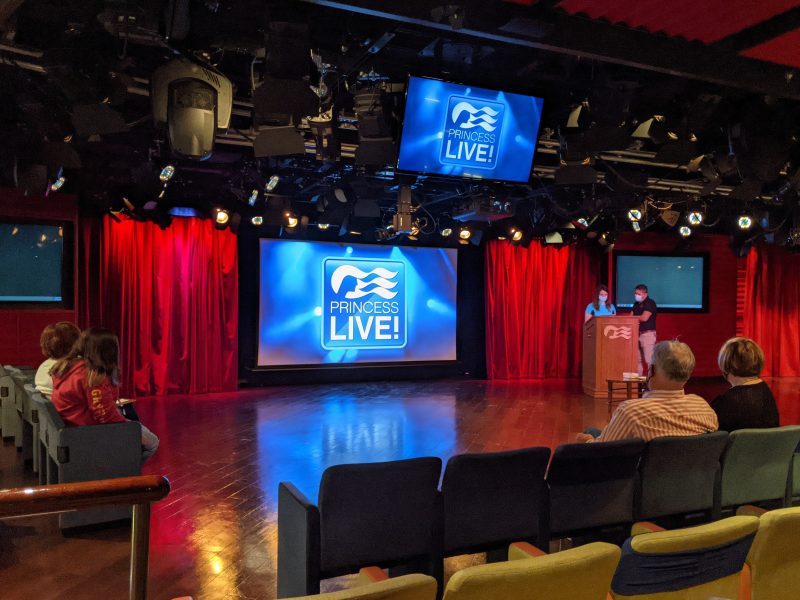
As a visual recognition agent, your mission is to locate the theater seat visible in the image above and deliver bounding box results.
[278,457,442,598]
[735,506,800,600]
[441,447,551,560]
[441,542,620,600]
[283,570,437,600]
[37,400,142,528]
[547,438,646,538]
[719,426,800,510]
[610,516,759,599]
[0,364,23,442]
[634,431,729,522]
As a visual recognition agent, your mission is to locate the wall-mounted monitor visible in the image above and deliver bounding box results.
[257,239,458,366]
[614,252,709,312]
[0,222,71,305]
[396,76,544,183]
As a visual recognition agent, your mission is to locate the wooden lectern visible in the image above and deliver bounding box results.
[582,316,640,398]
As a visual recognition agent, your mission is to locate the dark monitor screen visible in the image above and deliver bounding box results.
[0,223,66,303]
[615,253,708,312]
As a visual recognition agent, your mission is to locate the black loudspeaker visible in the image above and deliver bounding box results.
[252,77,319,127]
[555,164,598,186]
[254,127,306,157]
[354,139,396,166]
[71,104,128,136]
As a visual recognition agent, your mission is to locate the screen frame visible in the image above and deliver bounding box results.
[395,74,543,184]
[254,237,460,370]
[613,251,710,314]
[0,218,74,309]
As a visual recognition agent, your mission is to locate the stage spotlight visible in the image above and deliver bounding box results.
[410,224,420,236]
[687,210,704,226]
[459,227,472,240]
[576,217,590,228]
[159,165,175,183]
[632,221,641,233]
[215,208,230,225]
[265,175,280,193]
[285,212,299,228]
[248,189,259,206]
[679,226,692,237]
[632,115,668,145]
[440,227,453,237]
[737,214,753,230]
[510,227,523,242]
[309,111,340,162]
[11,226,19,236]
[49,167,66,192]
[318,223,330,230]
[251,215,263,226]
[627,208,642,222]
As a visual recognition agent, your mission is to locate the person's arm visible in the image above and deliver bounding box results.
[86,383,126,424]
[610,304,616,315]
[595,405,635,442]
[637,311,652,322]
[584,312,593,323]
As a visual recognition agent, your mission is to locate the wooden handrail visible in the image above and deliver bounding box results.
[0,474,170,518]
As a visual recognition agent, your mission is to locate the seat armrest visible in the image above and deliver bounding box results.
[508,541,547,561]
[278,482,321,598]
[736,505,768,517]
[631,521,666,536]
[358,567,389,584]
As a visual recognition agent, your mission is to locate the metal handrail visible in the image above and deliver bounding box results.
[0,474,171,600]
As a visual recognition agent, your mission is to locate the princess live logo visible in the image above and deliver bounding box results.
[439,96,504,170]
[322,258,407,350]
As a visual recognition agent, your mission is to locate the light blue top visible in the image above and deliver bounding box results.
[585,302,616,317]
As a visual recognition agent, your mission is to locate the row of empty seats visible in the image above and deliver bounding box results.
[280,506,800,599]
[0,364,142,528]
[278,429,800,597]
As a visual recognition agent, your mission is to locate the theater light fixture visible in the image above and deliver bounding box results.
[737,214,753,230]
[440,227,453,237]
[248,189,259,206]
[632,221,641,232]
[285,212,299,228]
[627,208,642,222]
[251,215,263,226]
[687,210,704,226]
[459,227,472,240]
[265,175,280,193]
[679,226,692,237]
[49,167,66,192]
[159,165,175,183]
[317,223,330,230]
[215,208,229,225]
[510,227,523,242]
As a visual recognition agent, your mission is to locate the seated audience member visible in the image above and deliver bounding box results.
[35,322,81,397]
[578,340,718,443]
[711,337,779,432]
[50,328,159,461]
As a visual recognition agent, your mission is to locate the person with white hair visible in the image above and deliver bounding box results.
[578,340,718,443]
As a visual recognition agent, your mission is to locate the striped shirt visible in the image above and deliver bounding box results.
[597,389,719,443]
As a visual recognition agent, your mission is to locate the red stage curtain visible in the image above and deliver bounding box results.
[82,215,238,396]
[485,240,599,379]
[742,245,800,376]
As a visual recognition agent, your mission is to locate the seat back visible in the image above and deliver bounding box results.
[720,426,800,508]
[746,507,800,600]
[442,542,620,600]
[442,447,551,555]
[284,574,437,600]
[547,438,645,535]
[635,431,729,520]
[318,457,442,574]
[611,516,759,599]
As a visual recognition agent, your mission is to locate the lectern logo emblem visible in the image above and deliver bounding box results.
[603,326,632,340]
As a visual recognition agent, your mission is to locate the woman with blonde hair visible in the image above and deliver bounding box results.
[711,337,779,432]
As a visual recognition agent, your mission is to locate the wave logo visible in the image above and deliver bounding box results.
[604,325,632,340]
[322,257,407,350]
[451,101,500,132]
[440,95,505,170]
[330,265,399,300]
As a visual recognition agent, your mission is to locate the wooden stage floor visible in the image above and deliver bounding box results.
[1,377,799,599]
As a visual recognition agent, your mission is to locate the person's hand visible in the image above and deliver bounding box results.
[575,432,595,443]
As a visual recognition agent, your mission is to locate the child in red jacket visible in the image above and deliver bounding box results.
[51,328,159,461]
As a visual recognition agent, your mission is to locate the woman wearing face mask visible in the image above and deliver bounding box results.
[584,284,617,323]
[711,337,779,432]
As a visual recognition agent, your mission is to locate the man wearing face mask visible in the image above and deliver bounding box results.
[632,284,657,376]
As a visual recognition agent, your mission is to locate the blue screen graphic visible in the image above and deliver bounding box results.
[397,76,544,183]
[616,255,706,309]
[258,240,458,366]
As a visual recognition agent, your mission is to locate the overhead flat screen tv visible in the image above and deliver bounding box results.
[396,76,544,183]
[614,253,709,312]
[257,239,458,367]
[0,222,70,304]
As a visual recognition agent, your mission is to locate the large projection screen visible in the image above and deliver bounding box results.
[257,240,458,366]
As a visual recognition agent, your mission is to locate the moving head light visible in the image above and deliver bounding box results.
[151,58,233,160]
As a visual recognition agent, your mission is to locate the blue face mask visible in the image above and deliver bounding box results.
[634,294,644,303]
[599,294,608,303]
